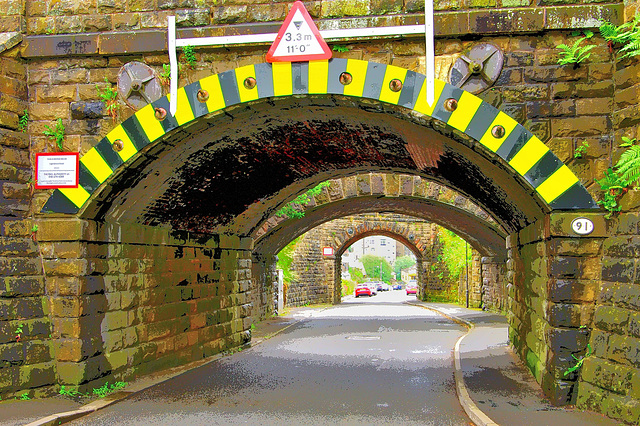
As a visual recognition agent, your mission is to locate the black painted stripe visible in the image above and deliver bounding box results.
[41,190,79,214]
[524,151,564,187]
[362,62,387,99]
[292,62,309,95]
[218,70,241,107]
[495,126,533,162]
[95,137,124,170]
[327,58,348,95]
[121,115,151,151]
[397,71,424,109]
[184,81,209,118]
[152,97,179,133]
[431,84,463,124]
[549,183,599,209]
[255,63,274,98]
[465,102,501,141]
[78,162,100,193]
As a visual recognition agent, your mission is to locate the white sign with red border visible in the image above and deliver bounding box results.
[35,152,79,189]
[266,1,332,63]
[322,247,334,256]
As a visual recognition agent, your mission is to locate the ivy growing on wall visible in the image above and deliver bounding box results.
[275,182,331,219]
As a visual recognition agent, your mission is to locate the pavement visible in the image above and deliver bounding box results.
[0,302,623,426]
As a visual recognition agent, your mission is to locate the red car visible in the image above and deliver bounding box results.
[355,283,372,297]
[406,283,418,295]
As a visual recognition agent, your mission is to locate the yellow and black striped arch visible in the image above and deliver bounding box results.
[42,59,598,214]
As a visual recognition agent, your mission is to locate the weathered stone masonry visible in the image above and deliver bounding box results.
[0,0,638,423]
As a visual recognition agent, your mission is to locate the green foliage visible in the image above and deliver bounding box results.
[595,137,640,218]
[437,228,471,282]
[615,145,640,185]
[96,77,119,121]
[59,385,85,398]
[393,255,416,280]
[600,15,640,58]
[596,168,626,218]
[557,31,596,65]
[92,381,127,398]
[19,392,30,400]
[182,45,197,69]
[18,109,28,133]
[332,45,350,52]
[564,344,592,377]
[43,118,65,150]
[275,182,330,219]
[341,279,356,296]
[348,267,365,283]
[360,255,393,283]
[276,236,301,284]
[15,324,23,335]
[574,140,589,159]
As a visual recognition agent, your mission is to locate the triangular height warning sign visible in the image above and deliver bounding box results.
[266,1,332,63]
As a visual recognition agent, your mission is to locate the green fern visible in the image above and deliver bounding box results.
[616,145,640,186]
[600,15,640,58]
[619,37,640,59]
[557,33,596,65]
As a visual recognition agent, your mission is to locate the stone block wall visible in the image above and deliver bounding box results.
[507,214,606,406]
[286,228,334,307]
[1,219,252,397]
[481,257,507,312]
[0,40,54,399]
[574,5,640,420]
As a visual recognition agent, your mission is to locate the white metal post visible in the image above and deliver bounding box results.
[425,0,435,106]
[168,16,178,116]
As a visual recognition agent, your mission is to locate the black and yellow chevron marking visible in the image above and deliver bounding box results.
[42,59,597,214]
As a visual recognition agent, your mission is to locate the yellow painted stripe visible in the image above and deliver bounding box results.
[171,88,195,126]
[106,125,137,163]
[478,111,519,153]
[308,60,329,94]
[343,59,368,97]
[273,62,292,96]
[536,165,579,203]
[509,136,549,176]
[447,91,483,132]
[60,186,91,208]
[235,64,259,103]
[378,65,408,105]
[135,103,165,143]
[80,148,112,184]
[199,74,226,113]
[413,78,445,117]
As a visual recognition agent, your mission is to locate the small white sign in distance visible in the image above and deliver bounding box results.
[266,1,331,63]
[571,217,595,235]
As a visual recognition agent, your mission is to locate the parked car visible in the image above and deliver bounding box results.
[392,284,402,290]
[366,282,377,295]
[406,283,418,295]
[376,282,391,292]
[355,283,372,297]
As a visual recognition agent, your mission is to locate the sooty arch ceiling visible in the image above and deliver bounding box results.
[91,97,547,236]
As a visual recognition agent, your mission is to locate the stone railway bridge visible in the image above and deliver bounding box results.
[0,0,639,423]
[279,211,497,311]
[254,173,506,310]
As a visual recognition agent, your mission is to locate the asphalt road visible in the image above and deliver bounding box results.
[70,291,471,425]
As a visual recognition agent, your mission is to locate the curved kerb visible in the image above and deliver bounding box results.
[41,59,598,215]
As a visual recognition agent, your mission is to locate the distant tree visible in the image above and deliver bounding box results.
[360,255,393,283]
[394,255,416,280]
[348,267,365,283]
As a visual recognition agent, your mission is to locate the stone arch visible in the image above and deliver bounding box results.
[40,59,597,218]
[254,172,503,242]
[332,221,429,305]
[30,59,602,406]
